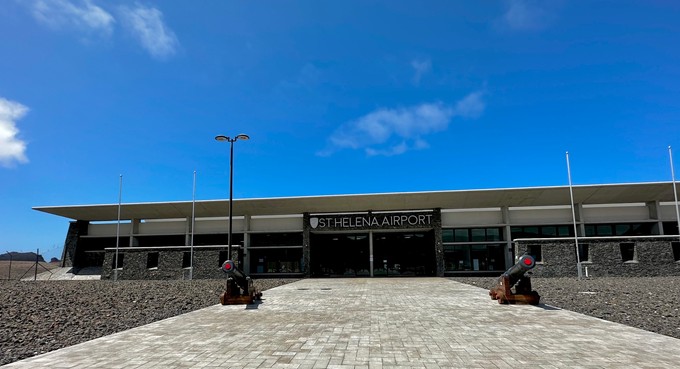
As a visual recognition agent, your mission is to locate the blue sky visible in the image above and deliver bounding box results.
[2,1,680,259]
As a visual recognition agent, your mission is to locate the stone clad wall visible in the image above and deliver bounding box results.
[61,221,88,267]
[101,247,234,280]
[515,237,680,277]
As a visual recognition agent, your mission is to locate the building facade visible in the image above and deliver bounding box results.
[34,182,680,279]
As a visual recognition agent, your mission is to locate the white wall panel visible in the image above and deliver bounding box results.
[138,220,186,235]
[509,208,572,225]
[441,210,502,227]
[250,216,302,232]
[195,218,245,233]
[88,223,131,236]
[582,205,649,222]
[659,204,679,220]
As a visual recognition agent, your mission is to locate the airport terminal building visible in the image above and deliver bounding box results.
[34,182,680,279]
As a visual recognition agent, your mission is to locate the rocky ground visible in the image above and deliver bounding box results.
[2,277,679,365]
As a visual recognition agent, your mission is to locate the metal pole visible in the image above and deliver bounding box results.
[114,174,122,282]
[228,139,234,263]
[190,170,196,280]
[670,146,680,241]
[566,152,583,279]
[7,251,12,280]
[216,134,249,265]
[34,248,39,281]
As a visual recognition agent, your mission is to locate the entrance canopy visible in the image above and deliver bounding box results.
[33,182,677,221]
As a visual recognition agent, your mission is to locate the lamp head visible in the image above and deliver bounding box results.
[235,134,250,141]
[215,135,230,142]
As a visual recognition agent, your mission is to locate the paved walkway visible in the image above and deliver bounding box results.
[4,278,680,368]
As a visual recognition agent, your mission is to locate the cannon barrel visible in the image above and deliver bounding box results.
[489,253,540,305]
[221,259,249,289]
[502,254,536,287]
[222,259,246,279]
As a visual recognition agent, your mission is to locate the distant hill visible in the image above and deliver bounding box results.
[0,252,45,262]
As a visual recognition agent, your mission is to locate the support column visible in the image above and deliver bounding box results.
[575,203,586,236]
[302,213,311,277]
[433,208,444,277]
[243,215,251,274]
[647,201,664,235]
[502,206,514,266]
[130,219,140,247]
[184,217,192,246]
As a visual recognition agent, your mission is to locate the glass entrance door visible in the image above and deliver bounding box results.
[310,233,370,277]
[372,231,436,276]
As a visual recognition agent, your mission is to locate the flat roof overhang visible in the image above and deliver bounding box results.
[33,182,678,222]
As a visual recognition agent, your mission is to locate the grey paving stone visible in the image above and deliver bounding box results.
[3,278,680,368]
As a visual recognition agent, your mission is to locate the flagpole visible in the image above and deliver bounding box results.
[114,174,123,282]
[669,147,680,241]
[190,170,197,280]
[566,152,583,279]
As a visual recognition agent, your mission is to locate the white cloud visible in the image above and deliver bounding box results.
[500,0,551,31]
[0,98,29,167]
[320,91,486,157]
[411,59,431,85]
[453,91,485,118]
[30,0,115,36]
[119,4,179,60]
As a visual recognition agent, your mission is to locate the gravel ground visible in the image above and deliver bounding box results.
[0,279,296,366]
[2,277,679,366]
[451,276,680,340]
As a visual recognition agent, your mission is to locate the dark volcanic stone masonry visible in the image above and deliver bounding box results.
[2,277,679,366]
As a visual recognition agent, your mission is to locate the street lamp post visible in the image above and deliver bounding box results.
[215,134,250,265]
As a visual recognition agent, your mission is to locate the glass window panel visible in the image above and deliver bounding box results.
[471,228,486,242]
[486,228,501,241]
[627,223,656,236]
[249,248,303,273]
[558,226,571,237]
[442,229,454,243]
[470,245,486,271]
[585,225,595,236]
[444,245,471,271]
[663,222,679,236]
[541,226,557,237]
[487,245,504,271]
[454,229,469,242]
[510,227,522,239]
[524,227,539,238]
[597,225,613,236]
[615,224,631,236]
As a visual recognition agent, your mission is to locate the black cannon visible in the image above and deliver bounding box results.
[489,254,540,305]
[220,260,262,305]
